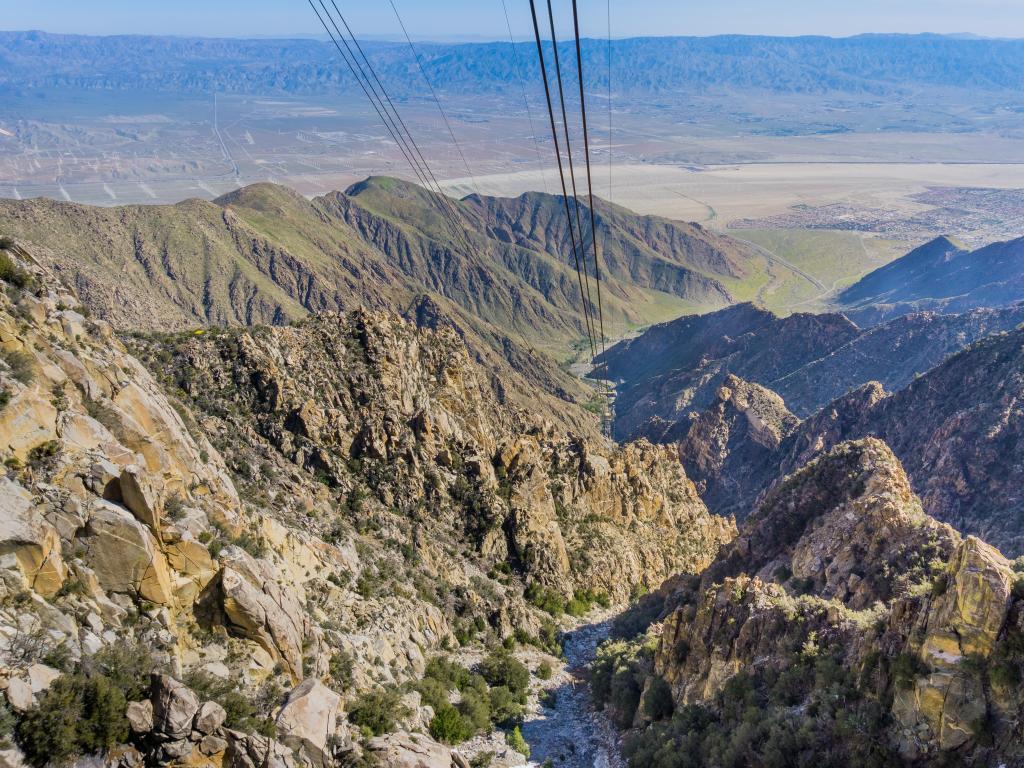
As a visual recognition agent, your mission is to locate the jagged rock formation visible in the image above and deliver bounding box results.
[132,305,733,603]
[677,375,798,519]
[615,440,1024,767]
[0,245,732,767]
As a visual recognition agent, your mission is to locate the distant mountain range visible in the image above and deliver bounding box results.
[3,31,1024,98]
[840,235,1024,324]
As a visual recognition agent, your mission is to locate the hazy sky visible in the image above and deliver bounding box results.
[1,0,1023,40]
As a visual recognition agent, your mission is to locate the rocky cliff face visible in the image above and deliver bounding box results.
[600,301,1024,440]
[675,322,1024,556]
[0,246,733,767]
[677,376,798,519]
[612,440,1024,767]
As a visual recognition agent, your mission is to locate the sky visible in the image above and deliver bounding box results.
[1,0,1024,41]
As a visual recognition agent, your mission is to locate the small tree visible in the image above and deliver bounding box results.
[429,704,472,744]
[348,688,406,737]
[506,726,530,759]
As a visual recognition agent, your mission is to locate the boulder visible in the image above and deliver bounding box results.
[0,746,25,768]
[0,478,67,598]
[26,664,60,694]
[126,699,155,733]
[366,731,458,768]
[923,536,1013,665]
[194,700,227,735]
[210,564,307,681]
[118,465,163,535]
[151,675,200,740]
[275,679,342,766]
[198,734,228,756]
[79,501,174,605]
[4,678,33,712]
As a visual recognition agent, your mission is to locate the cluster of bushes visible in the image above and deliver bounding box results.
[415,653,530,746]
[348,686,407,737]
[0,349,34,386]
[14,642,155,767]
[621,654,904,768]
[525,584,609,619]
[590,638,658,728]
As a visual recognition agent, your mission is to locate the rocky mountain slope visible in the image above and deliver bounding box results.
[0,178,752,345]
[0,178,760,434]
[840,235,1024,324]
[600,439,1024,767]
[678,324,1024,556]
[599,300,1024,439]
[0,243,734,767]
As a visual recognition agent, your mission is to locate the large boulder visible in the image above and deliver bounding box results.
[366,731,460,768]
[275,679,342,766]
[200,555,311,682]
[79,500,174,605]
[151,675,200,741]
[0,478,67,598]
[118,465,164,536]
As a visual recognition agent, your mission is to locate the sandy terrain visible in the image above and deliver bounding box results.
[442,161,1024,228]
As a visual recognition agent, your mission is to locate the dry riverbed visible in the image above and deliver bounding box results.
[456,613,625,768]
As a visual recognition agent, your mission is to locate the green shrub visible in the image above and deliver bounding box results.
[458,687,491,733]
[536,661,553,681]
[989,658,1022,687]
[1013,576,1024,599]
[424,657,474,691]
[430,704,473,744]
[329,650,355,690]
[525,583,565,617]
[0,349,34,385]
[182,671,276,736]
[0,387,10,411]
[0,236,14,251]
[0,700,15,748]
[76,675,129,753]
[0,250,32,290]
[506,726,530,759]
[349,688,406,737]
[415,677,449,712]
[82,640,156,701]
[642,676,674,721]
[488,685,523,725]
[479,651,530,702]
[17,674,128,767]
[165,493,186,521]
